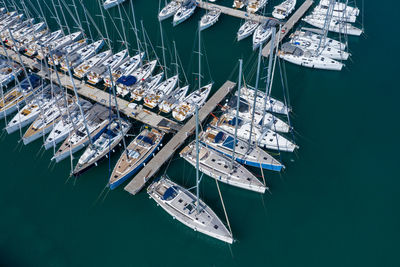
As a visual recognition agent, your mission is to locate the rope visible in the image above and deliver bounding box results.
[214,179,233,238]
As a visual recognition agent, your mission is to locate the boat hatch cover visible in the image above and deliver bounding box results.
[162,186,178,201]
[222,136,238,150]
[116,75,137,86]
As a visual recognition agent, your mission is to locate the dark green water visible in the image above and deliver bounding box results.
[1,0,399,266]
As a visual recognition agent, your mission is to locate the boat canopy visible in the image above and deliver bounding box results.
[222,136,237,150]
[281,43,304,56]
[138,135,154,145]
[116,75,137,86]
[162,186,178,201]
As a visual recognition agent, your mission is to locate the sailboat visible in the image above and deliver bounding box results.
[158,1,181,21]
[0,60,22,87]
[201,127,284,171]
[59,39,105,72]
[237,20,259,41]
[47,39,87,66]
[199,7,221,31]
[290,28,346,51]
[172,24,212,122]
[73,119,131,175]
[36,31,83,61]
[86,49,128,85]
[143,75,179,109]
[233,0,248,9]
[246,0,267,13]
[272,0,296,20]
[103,52,144,87]
[278,42,343,71]
[116,60,158,97]
[109,128,164,189]
[303,14,362,36]
[22,91,74,145]
[159,85,189,113]
[51,104,111,162]
[212,113,298,152]
[24,30,62,57]
[44,100,93,150]
[148,106,233,244]
[253,20,277,50]
[0,74,42,119]
[173,0,196,26]
[73,50,112,79]
[103,0,126,10]
[128,71,163,100]
[5,84,52,134]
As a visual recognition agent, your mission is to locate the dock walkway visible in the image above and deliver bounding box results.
[262,0,314,57]
[0,48,181,132]
[124,80,236,195]
[193,0,273,23]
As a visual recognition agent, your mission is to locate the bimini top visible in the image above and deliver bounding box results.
[226,95,250,113]
[162,186,178,201]
[137,135,154,145]
[116,75,137,86]
[281,42,304,56]
[20,74,41,90]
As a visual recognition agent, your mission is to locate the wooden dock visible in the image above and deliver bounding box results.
[124,80,236,195]
[193,1,273,23]
[262,0,314,57]
[0,48,182,132]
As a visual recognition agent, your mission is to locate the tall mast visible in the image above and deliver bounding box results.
[195,104,200,213]
[198,23,201,89]
[262,27,275,126]
[108,67,129,159]
[80,0,93,41]
[57,0,72,36]
[50,0,65,36]
[117,4,129,54]
[316,0,335,55]
[130,0,142,66]
[173,40,179,87]
[36,0,49,30]
[231,59,242,170]
[97,0,111,49]
[248,45,262,146]
[64,55,94,147]
[159,17,167,79]
[140,20,149,61]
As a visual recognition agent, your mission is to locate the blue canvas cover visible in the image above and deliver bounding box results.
[116,75,137,86]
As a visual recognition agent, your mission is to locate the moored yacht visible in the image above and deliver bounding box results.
[237,20,259,41]
[73,50,112,79]
[199,8,221,31]
[173,0,196,26]
[158,1,181,21]
[103,0,126,10]
[159,85,189,113]
[272,0,296,20]
[109,128,164,189]
[143,75,179,109]
[147,177,233,244]
[128,72,163,100]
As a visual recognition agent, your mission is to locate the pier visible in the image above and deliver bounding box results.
[193,1,273,23]
[262,0,314,57]
[0,48,182,132]
[124,80,236,195]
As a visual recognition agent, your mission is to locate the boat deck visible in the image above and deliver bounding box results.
[262,0,314,57]
[124,80,236,195]
[0,49,181,133]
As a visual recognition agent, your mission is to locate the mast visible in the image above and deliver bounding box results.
[140,20,149,61]
[130,0,142,66]
[195,104,200,213]
[248,45,262,146]
[80,0,93,41]
[316,0,335,55]
[108,66,129,159]
[198,23,201,89]
[117,4,129,54]
[262,27,275,126]
[231,59,242,170]
[97,0,111,49]
[173,40,179,87]
[64,55,94,147]
[159,16,167,79]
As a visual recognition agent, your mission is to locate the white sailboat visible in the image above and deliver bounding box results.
[86,49,128,85]
[103,0,126,10]
[278,42,343,71]
[303,14,362,36]
[246,0,267,13]
[173,0,196,26]
[199,7,221,31]
[143,75,179,109]
[59,39,105,72]
[290,29,346,50]
[253,20,275,50]
[237,20,259,41]
[103,52,145,87]
[73,50,112,79]
[272,0,296,20]
[128,72,164,100]
[159,85,189,113]
[158,1,181,21]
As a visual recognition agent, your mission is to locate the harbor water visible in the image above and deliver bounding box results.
[1,0,399,266]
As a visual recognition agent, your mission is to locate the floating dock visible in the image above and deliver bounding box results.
[193,0,273,23]
[124,80,236,195]
[0,48,181,132]
[262,0,314,57]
